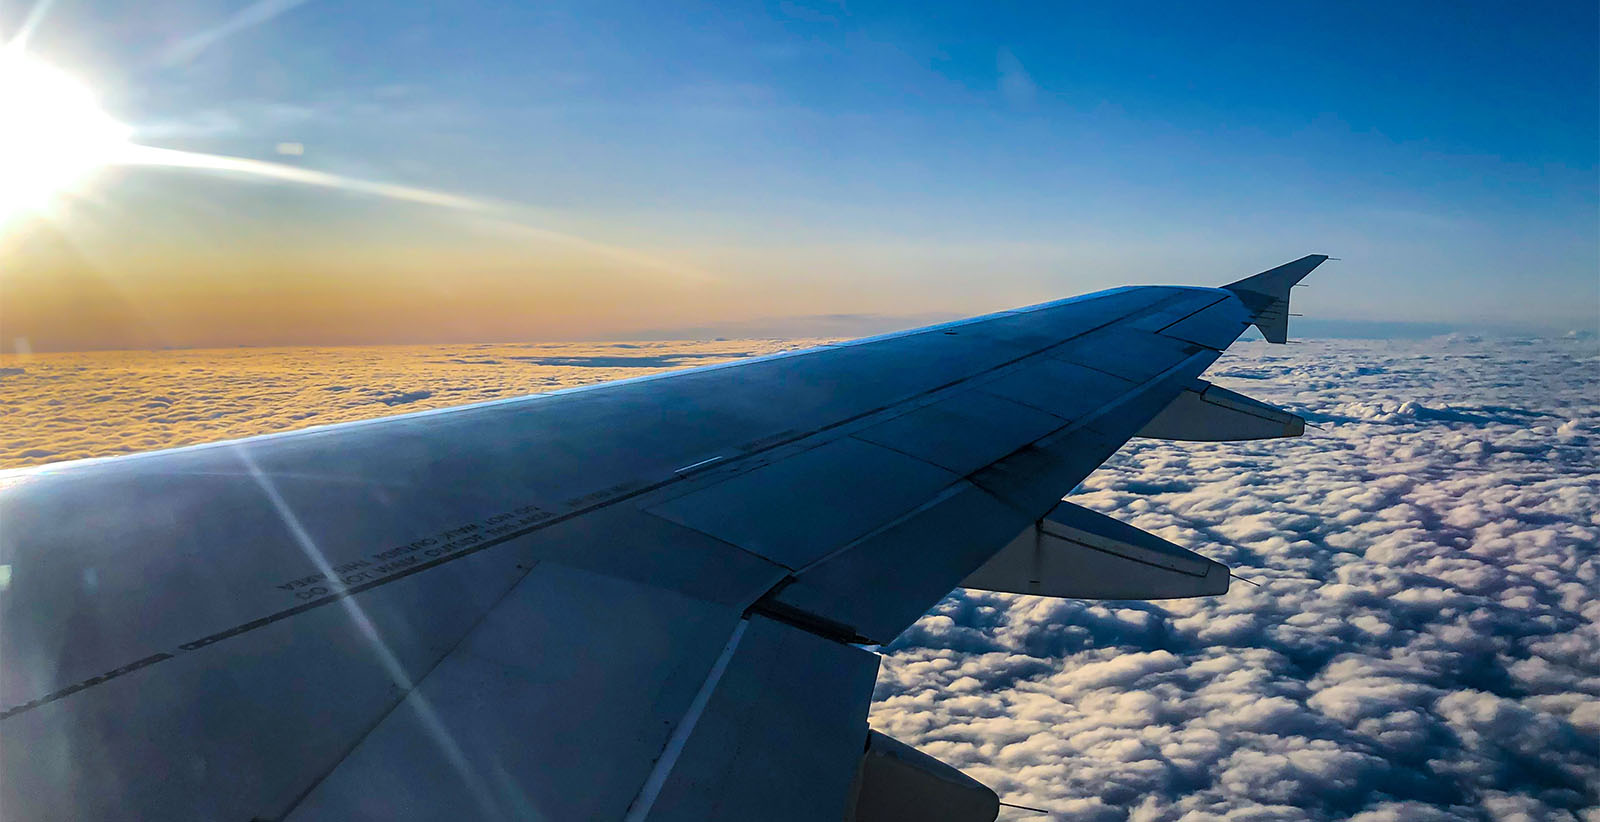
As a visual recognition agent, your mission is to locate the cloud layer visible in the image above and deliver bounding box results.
[0,340,806,467]
[3,334,1594,819]
[873,336,1599,820]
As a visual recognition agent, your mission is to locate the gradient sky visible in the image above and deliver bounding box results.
[2,0,1596,350]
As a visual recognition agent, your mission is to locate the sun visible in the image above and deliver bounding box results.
[0,51,132,225]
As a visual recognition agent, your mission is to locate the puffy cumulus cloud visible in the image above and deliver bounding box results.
[0,340,816,468]
[872,336,1599,820]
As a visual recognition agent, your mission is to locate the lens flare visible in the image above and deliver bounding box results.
[0,51,132,224]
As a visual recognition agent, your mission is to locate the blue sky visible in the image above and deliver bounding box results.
[6,0,1598,343]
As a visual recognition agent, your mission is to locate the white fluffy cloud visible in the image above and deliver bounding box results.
[3,333,1594,819]
[872,336,1600,820]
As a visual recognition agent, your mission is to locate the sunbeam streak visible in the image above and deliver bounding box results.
[0,48,713,285]
[115,144,490,212]
[236,446,506,818]
[4,0,60,52]
[113,143,713,282]
[160,0,316,65]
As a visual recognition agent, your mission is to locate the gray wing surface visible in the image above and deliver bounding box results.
[0,257,1326,820]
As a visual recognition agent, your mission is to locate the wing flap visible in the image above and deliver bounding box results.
[766,482,1032,644]
[644,438,961,571]
[286,563,746,821]
[770,351,1227,643]
[975,358,1135,421]
[1051,327,1202,381]
[852,390,1066,477]
[635,616,878,822]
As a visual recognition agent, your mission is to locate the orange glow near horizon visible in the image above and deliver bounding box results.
[0,340,816,469]
[0,50,753,354]
[0,41,1051,356]
[1,207,747,352]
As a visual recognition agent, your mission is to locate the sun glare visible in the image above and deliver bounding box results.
[0,51,131,224]
[0,49,686,279]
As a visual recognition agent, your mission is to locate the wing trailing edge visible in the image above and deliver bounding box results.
[1223,254,1330,343]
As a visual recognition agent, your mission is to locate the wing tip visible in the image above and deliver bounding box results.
[1223,254,1332,295]
[1224,254,1333,344]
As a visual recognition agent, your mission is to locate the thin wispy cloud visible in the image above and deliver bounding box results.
[160,0,315,65]
[118,144,490,212]
[998,48,1038,107]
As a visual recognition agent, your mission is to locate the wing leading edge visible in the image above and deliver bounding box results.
[0,256,1330,821]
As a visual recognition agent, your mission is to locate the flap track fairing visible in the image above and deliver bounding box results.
[1136,379,1304,441]
[962,501,1229,600]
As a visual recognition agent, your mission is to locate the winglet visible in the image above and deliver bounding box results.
[1223,254,1330,343]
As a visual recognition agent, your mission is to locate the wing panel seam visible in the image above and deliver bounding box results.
[622,619,751,822]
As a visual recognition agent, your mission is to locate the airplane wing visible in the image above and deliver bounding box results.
[0,256,1328,821]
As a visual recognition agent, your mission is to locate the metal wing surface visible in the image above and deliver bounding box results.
[0,256,1327,820]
